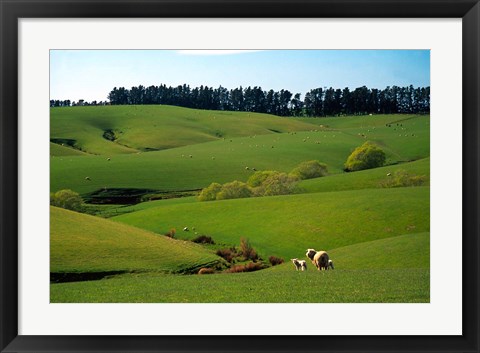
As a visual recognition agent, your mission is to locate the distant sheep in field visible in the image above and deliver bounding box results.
[183,227,189,232]
[387,172,392,176]
[291,258,307,271]
[107,158,111,161]
[85,176,91,181]
[306,248,330,271]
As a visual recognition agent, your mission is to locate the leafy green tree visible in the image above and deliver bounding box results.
[198,182,222,201]
[216,181,252,200]
[290,160,328,180]
[50,189,83,211]
[344,141,386,172]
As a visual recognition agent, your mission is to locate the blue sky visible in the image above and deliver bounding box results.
[50,50,430,102]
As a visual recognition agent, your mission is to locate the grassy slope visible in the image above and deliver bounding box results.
[50,115,429,194]
[329,232,429,269]
[50,234,429,303]
[50,206,221,273]
[50,105,319,155]
[85,158,429,218]
[298,157,429,193]
[50,142,90,156]
[296,114,430,161]
[50,110,430,303]
[113,187,430,260]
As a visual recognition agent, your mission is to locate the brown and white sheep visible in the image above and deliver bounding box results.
[306,248,330,271]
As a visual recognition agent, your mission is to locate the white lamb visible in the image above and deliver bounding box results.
[291,258,307,271]
[327,259,334,270]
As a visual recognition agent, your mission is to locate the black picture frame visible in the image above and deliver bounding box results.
[1,1,478,352]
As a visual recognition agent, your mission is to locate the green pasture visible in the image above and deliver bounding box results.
[50,107,430,303]
[51,206,222,274]
[113,187,430,260]
[298,157,429,193]
[50,105,318,155]
[84,158,429,218]
[50,267,429,303]
[50,113,429,195]
[51,206,429,303]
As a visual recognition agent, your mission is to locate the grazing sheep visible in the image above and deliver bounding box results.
[183,227,189,232]
[85,176,91,181]
[387,172,392,176]
[107,158,111,161]
[291,258,307,271]
[327,259,334,270]
[291,258,301,271]
[306,248,330,271]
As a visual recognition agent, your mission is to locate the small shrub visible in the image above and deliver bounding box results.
[216,181,252,200]
[50,189,83,211]
[290,160,328,180]
[380,170,428,188]
[240,237,258,261]
[198,182,222,201]
[225,262,265,273]
[268,256,284,266]
[344,141,386,172]
[216,248,236,263]
[192,235,215,244]
[198,268,215,275]
[164,228,176,238]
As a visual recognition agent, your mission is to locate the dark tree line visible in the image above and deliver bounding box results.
[50,99,109,107]
[53,84,430,116]
[107,84,429,116]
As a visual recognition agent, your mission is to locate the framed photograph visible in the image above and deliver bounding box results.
[1,0,478,352]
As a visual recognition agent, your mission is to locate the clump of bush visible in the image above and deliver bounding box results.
[50,189,83,211]
[216,180,252,200]
[197,182,222,201]
[289,160,328,180]
[268,256,284,266]
[380,170,428,188]
[240,237,258,261]
[164,228,176,238]
[216,248,237,263]
[200,163,327,202]
[253,171,299,197]
[225,262,266,273]
[344,141,386,172]
[247,170,278,188]
[198,267,215,275]
[192,235,215,244]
